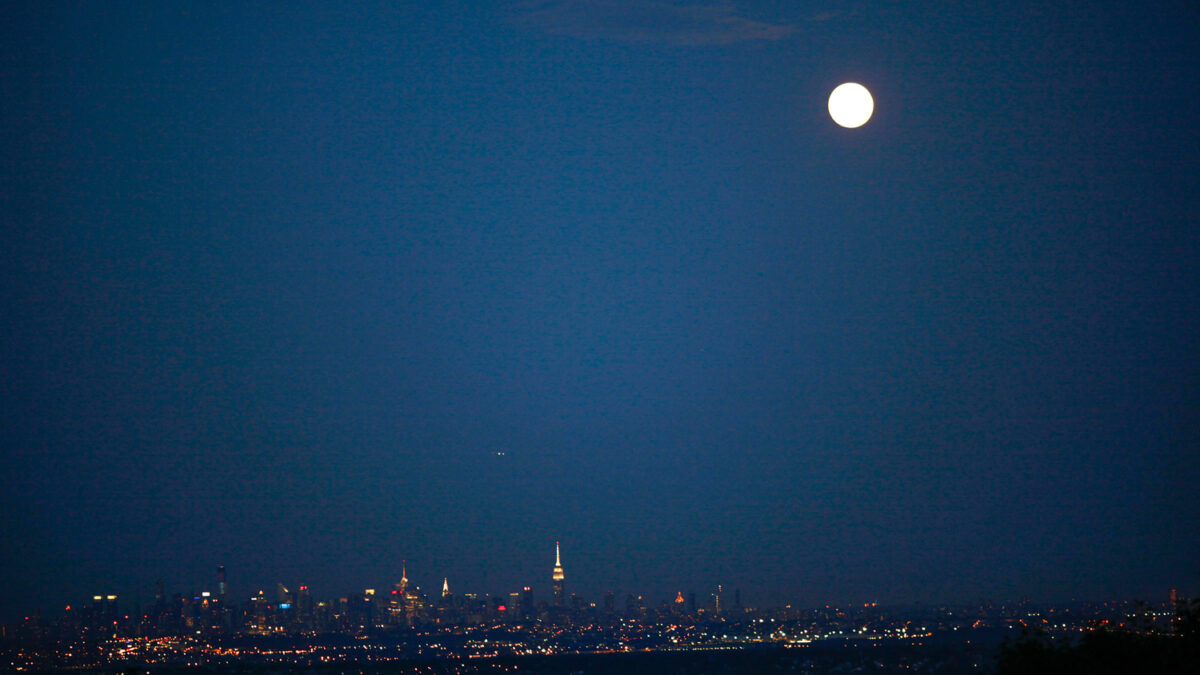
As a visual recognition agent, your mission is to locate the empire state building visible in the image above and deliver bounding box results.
[552,541,565,606]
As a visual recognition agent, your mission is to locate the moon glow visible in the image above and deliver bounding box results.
[828,82,874,128]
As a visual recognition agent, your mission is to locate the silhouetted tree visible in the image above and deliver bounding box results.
[996,597,1200,675]
[1175,597,1200,640]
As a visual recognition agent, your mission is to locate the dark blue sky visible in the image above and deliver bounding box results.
[3,1,1198,620]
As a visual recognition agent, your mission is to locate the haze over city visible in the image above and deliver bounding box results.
[2,0,1198,625]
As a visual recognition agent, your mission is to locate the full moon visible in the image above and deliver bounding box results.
[828,82,874,128]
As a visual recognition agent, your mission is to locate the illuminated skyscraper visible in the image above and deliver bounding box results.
[552,541,565,606]
[390,562,409,624]
[442,577,450,598]
[387,562,426,626]
[217,565,227,601]
[277,583,292,605]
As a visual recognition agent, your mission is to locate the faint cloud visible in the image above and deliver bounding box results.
[513,0,800,47]
[808,10,841,22]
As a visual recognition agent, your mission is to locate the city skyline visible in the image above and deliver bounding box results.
[9,541,1189,625]
[15,567,1190,672]
[16,543,745,620]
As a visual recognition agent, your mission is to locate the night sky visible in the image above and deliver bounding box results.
[3,1,1199,620]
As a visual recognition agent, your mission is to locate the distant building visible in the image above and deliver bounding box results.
[387,563,427,626]
[552,542,565,606]
[522,586,534,618]
[507,592,521,621]
[297,585,314,628]
[389,563,408,624]
[91,594,118,631]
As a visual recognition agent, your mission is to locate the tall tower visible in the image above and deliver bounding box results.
[217,565,227,601]
[390,562,409,625]
[552,541,565,606]
[442,577,450,598]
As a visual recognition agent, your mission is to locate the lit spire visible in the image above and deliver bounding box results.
[551,541,565,604]
[400,561,408,591]
[442,577,450,597]
[552,541,565,582]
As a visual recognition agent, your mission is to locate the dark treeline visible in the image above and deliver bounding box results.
[996,598,1199,675]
